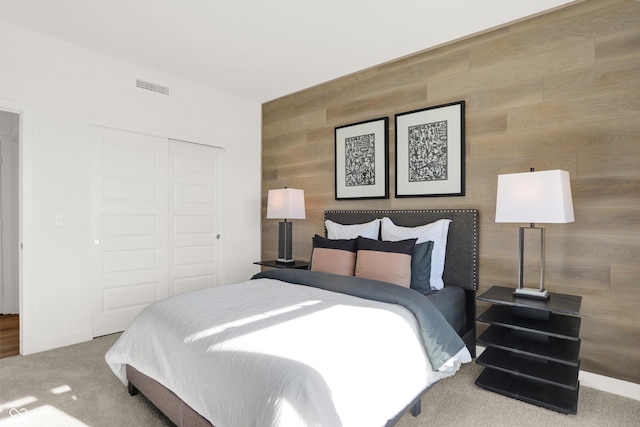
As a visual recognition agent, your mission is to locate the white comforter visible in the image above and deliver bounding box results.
[106,278,470,426]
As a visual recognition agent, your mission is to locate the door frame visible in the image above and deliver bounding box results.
[0,98,33,355]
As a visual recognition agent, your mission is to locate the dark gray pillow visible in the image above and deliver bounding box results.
[411,241,434,295]
[312,235,357,252]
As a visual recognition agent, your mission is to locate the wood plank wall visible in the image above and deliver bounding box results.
[262,0,640,384]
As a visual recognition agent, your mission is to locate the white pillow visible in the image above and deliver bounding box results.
[380,217,451,290]
[325,218,380,240]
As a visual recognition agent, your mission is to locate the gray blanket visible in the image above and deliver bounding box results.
[252,269,466,371]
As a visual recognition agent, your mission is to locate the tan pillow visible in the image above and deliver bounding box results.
[380,217,451,290]
[311,248,357,276]
[310,235,357,276]
[355,237,417,287]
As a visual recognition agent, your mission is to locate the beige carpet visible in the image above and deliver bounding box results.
[0,333,638,426]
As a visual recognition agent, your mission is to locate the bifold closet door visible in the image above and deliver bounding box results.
[91,128,223,337]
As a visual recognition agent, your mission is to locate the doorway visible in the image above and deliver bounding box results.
[0,109,20,357]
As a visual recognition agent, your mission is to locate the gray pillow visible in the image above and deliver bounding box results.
[410,241,434,295]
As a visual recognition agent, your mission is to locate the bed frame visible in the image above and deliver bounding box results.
[126,209,479,427]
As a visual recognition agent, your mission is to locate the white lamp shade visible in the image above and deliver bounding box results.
[266,188,306,219]
[495,169,574,224]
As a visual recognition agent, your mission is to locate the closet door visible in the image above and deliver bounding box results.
[168,140,223,295]
[90,129,224,336]
[90,127,169,337]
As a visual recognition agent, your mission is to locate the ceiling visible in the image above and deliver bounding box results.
[0,0,574,103]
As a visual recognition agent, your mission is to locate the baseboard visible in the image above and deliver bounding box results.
[24,328,93,355]
[476,346,639,401]
[578,370,640,401]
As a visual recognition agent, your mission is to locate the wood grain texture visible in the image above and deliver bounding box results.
[262,0,640,384]
[0,314,19,359]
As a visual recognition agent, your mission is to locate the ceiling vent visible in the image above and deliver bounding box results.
[136,79,170,96]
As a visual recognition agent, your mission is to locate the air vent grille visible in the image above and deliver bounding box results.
[136,79,170,96]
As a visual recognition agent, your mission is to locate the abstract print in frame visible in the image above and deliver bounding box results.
[395,101,465,197]
[334,117,389,200]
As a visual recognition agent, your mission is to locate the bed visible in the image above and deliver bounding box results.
[106,209,479,427]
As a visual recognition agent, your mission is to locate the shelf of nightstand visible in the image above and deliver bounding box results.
[477,304,580,341]
[477,346,579,389]
[475,286,582,415]
[476,369,579,415]
[477,286,581,316]
[477,325,580,366]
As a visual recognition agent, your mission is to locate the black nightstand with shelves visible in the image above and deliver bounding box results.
[475,286,582,414]
[254,260,309,270]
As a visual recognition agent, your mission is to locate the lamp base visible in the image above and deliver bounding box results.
[277,220,293,262]
[513,287,550,301]
[276,258,295,264]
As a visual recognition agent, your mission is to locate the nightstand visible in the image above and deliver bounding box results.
[254,260,309,270]
[475,286,582,414]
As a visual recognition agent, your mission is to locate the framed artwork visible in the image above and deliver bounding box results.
[334,117,389,200]
[394,101,465,197]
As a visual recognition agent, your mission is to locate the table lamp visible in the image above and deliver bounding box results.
[495,169,574,300]
[266,188,306,263]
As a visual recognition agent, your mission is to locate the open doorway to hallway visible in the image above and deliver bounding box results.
[0,109,20,357]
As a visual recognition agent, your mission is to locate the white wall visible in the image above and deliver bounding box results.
[0,20,262,354]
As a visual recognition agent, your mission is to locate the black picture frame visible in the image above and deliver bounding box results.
[334,117,389,200]
[394,101,465,197]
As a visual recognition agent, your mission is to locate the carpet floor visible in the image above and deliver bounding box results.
[0,333,638,426]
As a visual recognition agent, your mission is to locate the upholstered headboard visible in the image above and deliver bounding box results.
[324,209,479,292]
